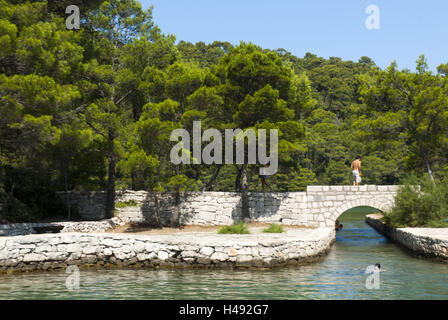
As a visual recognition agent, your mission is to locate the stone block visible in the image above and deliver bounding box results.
[388,185,400,192]
[210,252,228,261]
[181,251,198,258]
[298,202,307,209]
[307,186,322,192]
[329,186,343,191]
[23,253,46,262]
[157,251,169,261]
[82,246,97,255]
[66,244,81,253]
[199,246,214,256]
[236,255,252,264]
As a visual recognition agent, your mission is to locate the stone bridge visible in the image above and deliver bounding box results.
[62,185,400,228]
[291,185,399,227]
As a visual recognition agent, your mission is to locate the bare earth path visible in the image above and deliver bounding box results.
[107,222,315,236]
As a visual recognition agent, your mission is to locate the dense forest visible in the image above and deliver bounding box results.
[1,0,447,222]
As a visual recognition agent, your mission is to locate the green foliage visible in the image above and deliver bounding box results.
[355,58,448,181]
[177,40,232,68]
[116,199,139,208]
[262,224,285,233]
[360,155,400,185]
[117,146,159,190]
[218,222,250,234]
[1,0,447,223]
[235,85,294,127]
[273,166,317,191]
[384,174,448,227]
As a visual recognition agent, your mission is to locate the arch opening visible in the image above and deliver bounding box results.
[334,206,387,245]
[330,198,392,224]
[337,206,382,220]
[334,206,382,230]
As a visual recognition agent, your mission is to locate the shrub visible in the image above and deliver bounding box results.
[262,223,285,233]
[218,222,250,234]
[116,200,139,208]
[384,174,448,228]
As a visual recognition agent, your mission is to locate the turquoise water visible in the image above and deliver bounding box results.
[0,208,447,300]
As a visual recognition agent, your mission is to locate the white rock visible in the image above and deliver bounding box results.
[210,252,228,261]
[23,253,46,262]
[133,242,145,253]
[199,246,214,256]
[82,246,97,254]
[66,244,81,253]
[158,251,169,260]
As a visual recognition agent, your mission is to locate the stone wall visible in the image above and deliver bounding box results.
[366,214,448,262]
[0,218,124,237]
[60,186,399,228]
[57,191,107,221]
[115,191,242,226]
[0,228,335,273]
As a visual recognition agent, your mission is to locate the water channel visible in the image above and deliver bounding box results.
[1,207,447,299]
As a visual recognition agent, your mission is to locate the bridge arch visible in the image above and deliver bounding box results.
[329,198,393,224]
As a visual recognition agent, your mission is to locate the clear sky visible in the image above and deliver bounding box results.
[139,0,448,71]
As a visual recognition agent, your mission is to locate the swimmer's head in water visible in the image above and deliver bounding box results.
[375,263,381,269]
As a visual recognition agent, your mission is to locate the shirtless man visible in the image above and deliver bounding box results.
[351,156,362,186]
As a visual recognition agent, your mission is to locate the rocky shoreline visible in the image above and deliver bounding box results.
[0,228,335,273]
[365,214,448,263]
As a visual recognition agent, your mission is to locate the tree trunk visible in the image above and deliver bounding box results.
[203,165,222,191]
[170,192,180,228]
[420,146,435,183]
[9,180,14,198]
[153,191,162,228]
[423,153,435,182]
[131,171,136,191]
[170,166,181,228]
[194,165,200,180]
[235,165,242,191]
[241,162,250,221]
[64,169,71,221]
[105,157,116,219]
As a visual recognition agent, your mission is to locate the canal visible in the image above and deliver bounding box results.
[0,207,447,299]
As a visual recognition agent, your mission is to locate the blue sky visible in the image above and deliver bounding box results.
[139,0,448,71]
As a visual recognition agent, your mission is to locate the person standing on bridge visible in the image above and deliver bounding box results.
[351,156,362,186]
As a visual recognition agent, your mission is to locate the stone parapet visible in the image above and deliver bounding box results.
[54,187,401,229]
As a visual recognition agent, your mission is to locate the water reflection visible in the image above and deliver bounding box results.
[0,207,447,299]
